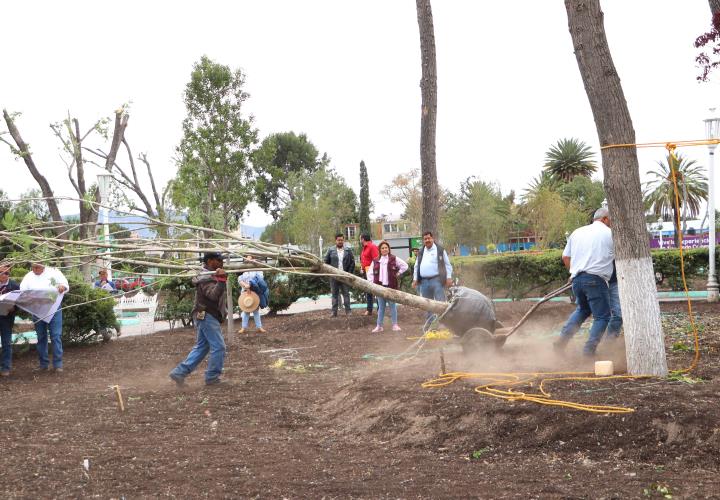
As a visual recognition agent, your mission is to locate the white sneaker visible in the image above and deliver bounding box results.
[371,326,383,333]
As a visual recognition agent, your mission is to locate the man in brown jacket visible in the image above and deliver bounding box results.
[169,252,228,386]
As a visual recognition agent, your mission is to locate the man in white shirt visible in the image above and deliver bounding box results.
[412,231,453,317]
[554,208,614,356]
[20,262,69,372]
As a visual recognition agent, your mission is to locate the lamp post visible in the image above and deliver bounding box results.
[657,217,664,249]
[704,110,720,302]
[97,173,113,280]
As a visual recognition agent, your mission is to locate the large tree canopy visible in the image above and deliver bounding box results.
[252,131,325,220]
[444,178,511,249]
[262,167,358,255]
[171,55,258,232]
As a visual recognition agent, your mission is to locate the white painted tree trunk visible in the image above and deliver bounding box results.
[616,258,667,375]
[565,0,667,376]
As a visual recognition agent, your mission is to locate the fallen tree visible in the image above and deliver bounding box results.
[0,197,448,318]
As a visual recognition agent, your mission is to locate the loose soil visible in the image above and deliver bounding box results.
[1,300,719,499]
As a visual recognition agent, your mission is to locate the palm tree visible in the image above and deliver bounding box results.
[521,170,559,203]
[543,138,597,182]
[643,154,708,248]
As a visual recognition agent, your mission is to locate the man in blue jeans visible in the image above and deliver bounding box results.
[606,264,623,338]
[20,262,69,372]
[0,264,20,377]
[170,252,228,387]
[412,231,453,318]
[554,208,614,356]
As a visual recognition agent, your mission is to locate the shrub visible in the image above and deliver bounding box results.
[266,273,329,315]
[62,278,120,345]
[652,247,718,290]
[155,276,194,328]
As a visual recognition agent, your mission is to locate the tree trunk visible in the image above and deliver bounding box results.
[709,0,720,15]
[70,118,94,280]
[416,0,440,240]
[226,278,235,343]
[316,263,447,314]
[2,109,64,236]
[673,205,681,249]
[565,0,668,376]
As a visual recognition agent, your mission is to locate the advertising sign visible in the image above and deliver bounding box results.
[649,234,720,249]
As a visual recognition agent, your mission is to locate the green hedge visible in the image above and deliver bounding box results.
[453,247,719,299]
[453,251,566,299]
[652,247,718,290]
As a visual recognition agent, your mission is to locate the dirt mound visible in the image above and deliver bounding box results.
[1,300,719,498]
[323,358,720,468]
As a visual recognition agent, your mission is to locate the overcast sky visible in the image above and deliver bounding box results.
[1,0,718,227]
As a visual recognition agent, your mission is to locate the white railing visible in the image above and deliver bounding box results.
[115,292,158,335]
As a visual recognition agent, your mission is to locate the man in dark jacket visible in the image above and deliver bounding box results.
[0,264,20,377]
[169,252,228,386]
[324,233,355,317]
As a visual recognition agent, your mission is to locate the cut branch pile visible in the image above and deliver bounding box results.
[0,197,447,315]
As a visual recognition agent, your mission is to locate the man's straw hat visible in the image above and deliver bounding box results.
[238,290,260,312]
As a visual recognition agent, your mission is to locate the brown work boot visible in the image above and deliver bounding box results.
[257,328,267,333]
[237,328,246,334]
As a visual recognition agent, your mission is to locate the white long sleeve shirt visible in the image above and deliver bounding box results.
[367,255,409,286]
[20,267,70,292]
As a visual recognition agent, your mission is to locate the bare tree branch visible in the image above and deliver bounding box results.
[1,109,64,236]
[104,111,128,172]
[138,151,164,214]
[60,154,81,196]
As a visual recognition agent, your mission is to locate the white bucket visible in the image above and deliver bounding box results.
[594,360,614,376]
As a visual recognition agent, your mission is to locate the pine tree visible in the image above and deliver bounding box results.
[359,160,371,236]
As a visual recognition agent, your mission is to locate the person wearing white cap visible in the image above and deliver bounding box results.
[19,262,69,372]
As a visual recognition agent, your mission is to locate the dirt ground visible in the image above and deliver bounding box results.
[1,300,719,499]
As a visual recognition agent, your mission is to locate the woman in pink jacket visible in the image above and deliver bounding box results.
[367,241,408,333]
